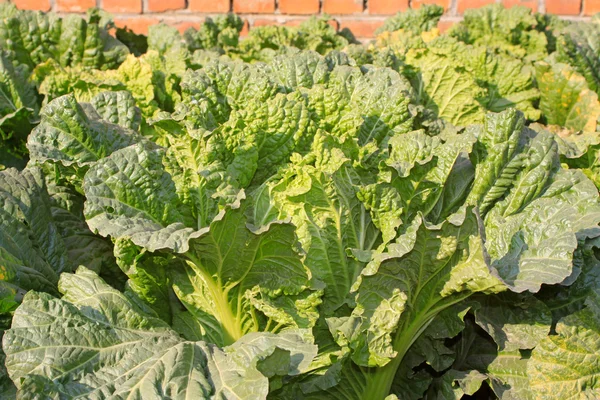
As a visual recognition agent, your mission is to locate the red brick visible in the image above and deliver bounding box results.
[146,0,185,12]
[252,18,337,29]
[171,21,202,34]
[114,17,160,35]
[457,0,496,14]
[252,18,301,27]
[327,19,340,30]
[411,0,451,11]
[288,18,338,28]
[279,0,319,14]
[12,0,51,11]
[240,19,249,36]
[583,0,600,15]
[252,18,276,27]
[339,19,384,37]
[233,0,275,13]
[437,19,455,33]
[323,0,363,14]
[283,19,305,27]
[188,0,229,12]
[102,0,141,13]
[545,0,581,15]
[502,0,538,12]
[369,0,409,14]
[55,0,95,12]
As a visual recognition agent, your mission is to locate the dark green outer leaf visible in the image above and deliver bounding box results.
[2,267,318,400]
[27,94,138,167]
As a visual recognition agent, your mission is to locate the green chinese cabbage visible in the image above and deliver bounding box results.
[0,7,598,397]
[269,109,600,399]
[0,4,128,71]
[3,267,317,399]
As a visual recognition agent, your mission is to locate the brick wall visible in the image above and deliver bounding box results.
[9,0,594,39]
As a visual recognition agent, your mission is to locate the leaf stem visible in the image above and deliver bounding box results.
[185,257,243,345]
[362,316,435,399]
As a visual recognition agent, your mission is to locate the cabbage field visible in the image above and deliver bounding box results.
[1,3,600,399]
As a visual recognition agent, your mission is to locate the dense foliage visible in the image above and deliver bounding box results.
[1,3,600,399]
